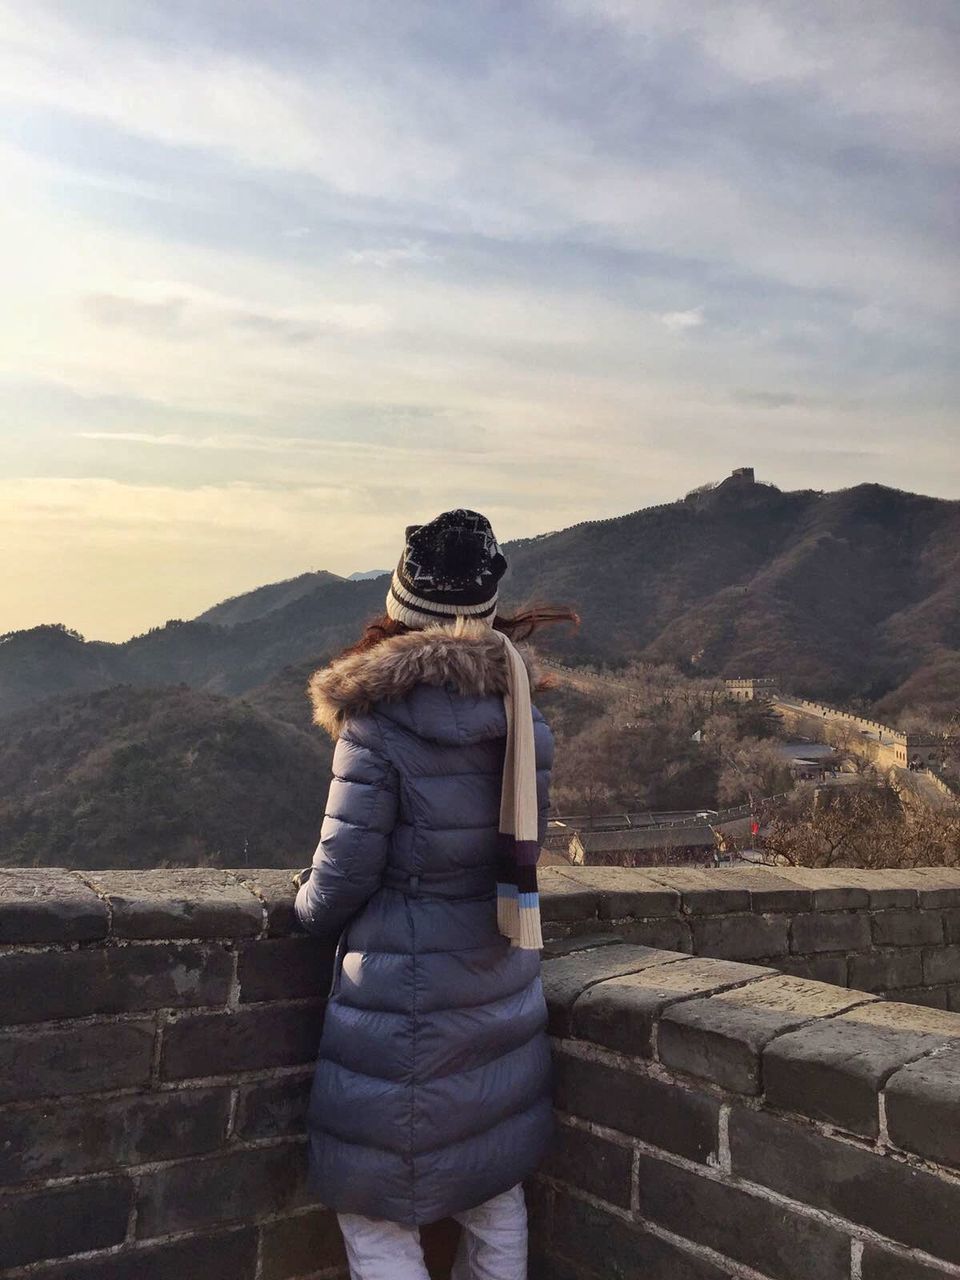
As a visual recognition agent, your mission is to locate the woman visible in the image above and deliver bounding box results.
[294,509,575,1280]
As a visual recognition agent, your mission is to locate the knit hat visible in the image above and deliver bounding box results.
[386,509,507,629]
[385,510,543,951]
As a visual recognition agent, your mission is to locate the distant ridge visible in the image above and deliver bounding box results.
[347,569,389,581]
[1,473,958,719]
[195,570,343,628]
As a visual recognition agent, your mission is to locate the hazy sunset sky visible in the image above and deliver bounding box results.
[2,1,957,640]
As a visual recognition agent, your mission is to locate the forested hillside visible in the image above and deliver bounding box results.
[0,684,333,868]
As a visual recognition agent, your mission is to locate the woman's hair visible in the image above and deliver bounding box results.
[336,603,580,660]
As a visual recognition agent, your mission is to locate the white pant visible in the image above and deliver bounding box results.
[337,1182,528,1280]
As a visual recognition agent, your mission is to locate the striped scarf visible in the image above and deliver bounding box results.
[490,629,543,951]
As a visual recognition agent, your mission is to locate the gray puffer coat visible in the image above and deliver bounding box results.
[294,622,554,1226]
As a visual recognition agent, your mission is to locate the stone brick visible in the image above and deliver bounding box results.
[691,912,789,961]
[20,1228,258,1280]
[0,868,108,943]
[659,975,872,1094]
[635,1150,850,1280]
[767,867,873,910]
[160,1003,325,1079]
[233,869,300,934]
[260,1207,348,1279]
[555,1049,719,1162]
[899,985,950,1009]
[236,935,335,1002]
[552,866,680,918]
[642,868,751,914]
[0,942,234,1025]
[848,947,924,993]
[853,874,924,910]
[541,943,684,1036]
[136,1141,312,1237]
[862,1242,959,1279]
[0,1086,231,1184]
[571,957,774,1057]
[0,1176,133,1269]
[730,1105,960,1265]
[922,944,960,985]
[872,909,943,947]
[548,1189,732,1280]
[542,1121,633,1208]
[234,1071,313,1140]
[542,932,631,958]
[0,1018,155,1103]
[944,909,960,944]
[549,916,618,943]
[773,953,849,985]
[913,868,960,909]
[613,917,692,952]
[85,869,263,938]
[764,1001,960,1136]
[791,910,871,953]
[538,868,601,923]
[885,1043,960,1169]
[718,868,813,912]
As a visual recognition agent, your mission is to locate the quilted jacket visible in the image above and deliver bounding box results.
[294,621,555,1225]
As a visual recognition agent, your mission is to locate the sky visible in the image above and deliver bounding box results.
[1,0,958,641]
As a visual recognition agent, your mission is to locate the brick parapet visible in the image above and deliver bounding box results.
[535,932,960,1279]
[539,865,960,1011]
[3,866,960,1278]
[0,867,344,1279]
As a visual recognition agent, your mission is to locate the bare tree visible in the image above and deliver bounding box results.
[761,781,960,869]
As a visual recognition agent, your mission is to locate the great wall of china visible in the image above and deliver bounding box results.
[543,663,957,806]
[5,864,960,1279]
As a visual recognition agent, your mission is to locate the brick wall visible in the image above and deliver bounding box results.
[2,866,960,1279]
[540,864,960,1010]
[535,926,960,1279]
[0,868,346,1280]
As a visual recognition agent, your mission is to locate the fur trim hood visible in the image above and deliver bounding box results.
[309,618,543,739]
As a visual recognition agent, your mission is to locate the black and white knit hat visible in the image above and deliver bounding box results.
[386,508,508,629]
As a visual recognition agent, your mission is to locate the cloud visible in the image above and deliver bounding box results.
[74,429,489,463]
[1,0,958,638]
[83,294,188,336]
[733,390,810,410]
[79,285,389,345]
[346,242,439,268]
[657,307,705,332]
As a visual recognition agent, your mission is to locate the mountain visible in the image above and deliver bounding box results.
[0,576,385,718]
[504,475,960,710]
[2,472,958,720]
[194,570,343,627]
[347,569,390,581]
[0,684,333,869]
